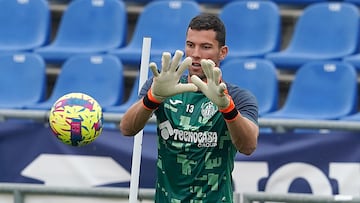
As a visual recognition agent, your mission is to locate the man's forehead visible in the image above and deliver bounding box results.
[186,28,217,44]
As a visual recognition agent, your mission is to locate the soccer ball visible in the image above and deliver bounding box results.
[49,92,103,146]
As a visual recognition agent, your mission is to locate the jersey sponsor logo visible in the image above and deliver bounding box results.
[159,120,218,148]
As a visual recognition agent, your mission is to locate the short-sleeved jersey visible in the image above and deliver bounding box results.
[140,75,258,203]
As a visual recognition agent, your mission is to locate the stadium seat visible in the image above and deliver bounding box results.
[26,54,124,110]
[221,59,278,116]
[104,66,156,113]
[35,0,127,64]
[104,74,158,133]
[343,54,360,71]
[219,1,281,61]
[104,76,140,113]
[272,0,327,4]
[262,61,358,120]
[340,112,360,121]
[265,2,359,71]
[194,0,232,4]
[0,53,46,109]
[0,0,50,53]
[340,110,360,121]
[108,0,200,67]
[344,0,360,5]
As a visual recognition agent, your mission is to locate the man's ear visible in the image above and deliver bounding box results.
[219,45,228,61]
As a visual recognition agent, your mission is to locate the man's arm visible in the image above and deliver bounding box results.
[225,114,258,155]
[119,99,154,136]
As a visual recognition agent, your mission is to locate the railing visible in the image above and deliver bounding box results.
[242,192,360,203]
[1,109,360,132]
[0,183,154,203]
[0,183,359,203]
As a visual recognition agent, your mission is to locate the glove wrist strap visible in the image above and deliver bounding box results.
[219,96,238,122]
[143,89,161,110]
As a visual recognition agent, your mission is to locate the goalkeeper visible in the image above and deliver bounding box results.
[120,14,259,203]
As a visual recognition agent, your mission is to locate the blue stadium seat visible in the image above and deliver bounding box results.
[104,66,156,113]
[272,0,327,4]
[0,53,46,109]
[108,0,200,67]
[343,54,360,71]
[0,0,50,53]
[26,54,124,110]
[340,110,360,121]
[265,2,359,71]
[104,74,157,133]
[35,0,127,64]
[104,76,140,113]
[340,113,360,121]
[221,59,278,116]
[220,1,281,61]
[344,0,360,5]
[194,0,232,4]
[262,61,358,120]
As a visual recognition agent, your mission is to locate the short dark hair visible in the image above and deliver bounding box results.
[187,14,226,47]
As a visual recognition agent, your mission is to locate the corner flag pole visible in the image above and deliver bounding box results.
[129,37,151,203]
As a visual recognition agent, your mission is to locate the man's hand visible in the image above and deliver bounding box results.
[191,59,230,109]
[149,50,198,102]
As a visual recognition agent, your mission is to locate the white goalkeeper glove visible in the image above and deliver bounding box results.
[191,59,239,121]
[143,50,198,110]
[191,59,230,109]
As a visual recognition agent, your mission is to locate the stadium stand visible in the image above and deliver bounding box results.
[221,58,279,117]
[35,0,127,64]
[0,0,50,53]
[265,2,360,71]
[26,54,125,110]
[194,0,232,4]
[262,61,358,120]
[108,0,201,68]
[272,0,327,4]
[1,1,360,201]
[344,0,360,5]
[0,53,46,109]
[219,1,281,62]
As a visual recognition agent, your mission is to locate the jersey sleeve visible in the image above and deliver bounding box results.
[227,83,259,125]
[138,77,153,98]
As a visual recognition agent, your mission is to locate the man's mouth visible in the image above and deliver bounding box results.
[191,62,201,68]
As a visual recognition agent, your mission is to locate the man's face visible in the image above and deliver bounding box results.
[185,28,227,80]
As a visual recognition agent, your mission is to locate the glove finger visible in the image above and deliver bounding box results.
[177,57,192,76]
[218,82,227,95]
[191,75,208,91]
[170,50,184,72]
[213,67,222,86]
[149,62,160,77]
[201,59,215,81]
[161,52,171,72]
[174,83,198,94]
[200,59,210,80]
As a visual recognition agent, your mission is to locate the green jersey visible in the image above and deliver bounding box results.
[140,76,258,203]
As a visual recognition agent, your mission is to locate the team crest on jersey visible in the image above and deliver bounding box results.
[201,102,217,120]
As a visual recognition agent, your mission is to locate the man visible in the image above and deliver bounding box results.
[120,14,259,203]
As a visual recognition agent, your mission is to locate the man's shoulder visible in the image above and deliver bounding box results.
[226,82,255,99]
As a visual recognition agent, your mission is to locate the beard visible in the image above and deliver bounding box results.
[189,68,206,81]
